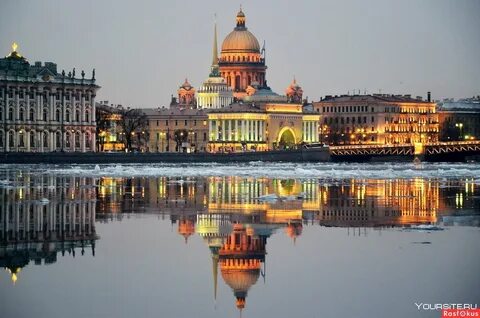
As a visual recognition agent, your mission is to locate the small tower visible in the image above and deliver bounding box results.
[177,78,196,108]
[285,77,304,103]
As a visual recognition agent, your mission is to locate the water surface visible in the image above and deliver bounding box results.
[0,163,479,318]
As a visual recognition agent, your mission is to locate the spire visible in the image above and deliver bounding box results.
[212,14,218,67]
[209,15,220,78]
[212,252,219,304]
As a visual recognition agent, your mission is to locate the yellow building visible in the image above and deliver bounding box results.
[207,101,320,152]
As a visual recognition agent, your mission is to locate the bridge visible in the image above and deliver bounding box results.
[329,141,480,160]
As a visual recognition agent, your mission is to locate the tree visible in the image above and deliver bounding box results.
[118,107,148,152]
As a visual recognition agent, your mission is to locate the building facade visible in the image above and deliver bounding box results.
[145,107,209,152]
[0,43,99,152]
[207,100,320,153]
[437,97,480,141]
[313,94,438,145]
[218,9,267,99]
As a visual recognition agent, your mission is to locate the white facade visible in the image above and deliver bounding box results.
[196,76,234,109]
[0,44,99,152]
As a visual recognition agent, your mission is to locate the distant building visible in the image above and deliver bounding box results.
[170,79,196,109]
[437,97,480,141]
[219,9,267,99]
[207,98,320,153]
[0,43,99,152]
[144,107,208,152]
[312,93,438,145]
[96,102,125,152]
[196,21,234,109]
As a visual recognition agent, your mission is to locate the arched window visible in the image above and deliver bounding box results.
[0,108,3,121]
[29,108,35,121]
[19,108,25,121]
[55,132,61,148]
[19,131,25,147]
[43,132,48,148]
[30,132,35,147]
[0,131,3,148]
[65,132,71,148]
[85,133,91,149]
[75,109,80,122]
[8,131,14,147]
[56,109,61,122]
[85,110,90,123]
[75,132,80,148]
[8,108,13,121]
[43,108,48,121]
[66,110,70,122]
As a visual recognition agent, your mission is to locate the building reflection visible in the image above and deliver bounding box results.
[2,171,477,309]
[0,173,97,284]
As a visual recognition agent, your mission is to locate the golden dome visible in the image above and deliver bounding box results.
[221,9,260,53]
[221,268,260,292]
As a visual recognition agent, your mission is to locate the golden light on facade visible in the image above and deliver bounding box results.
[12,42,18,52]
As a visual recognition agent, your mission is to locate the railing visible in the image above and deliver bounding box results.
[329,141,480,156]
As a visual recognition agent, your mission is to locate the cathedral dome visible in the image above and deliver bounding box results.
[221,9,260,53]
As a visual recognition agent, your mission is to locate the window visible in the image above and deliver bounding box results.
[43,132,48,148]
[43,108,48,121]
[66,110,70,122]
[85,133,91,148]
[29,108,35,121]
[65,132,71,148]
[8,131,14,147]
[56,109,61,122]
[203,132,207,141]
[0,131,3,147]
[175,120,178,126]
[30,132,35,147]
[75,109,80,122]
[19,132,25,147]
[19,108,24,121]
[371,116,374,123]
[166,120,169,126]
[184,120,187,126]
[56,132,61,148]
[85,111,90,123]
[75,132,80,148]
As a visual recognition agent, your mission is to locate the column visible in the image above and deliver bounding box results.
[221,120,226,141]
[81,132,86,152]
[209,120,213,141]
[246,120,250,142]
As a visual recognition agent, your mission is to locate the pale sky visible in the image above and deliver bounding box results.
[1,0,479,108]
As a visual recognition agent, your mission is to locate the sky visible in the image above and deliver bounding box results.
[0,0,479,108]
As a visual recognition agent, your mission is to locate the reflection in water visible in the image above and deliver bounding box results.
[1,170,479,313]
[0,174,98,284]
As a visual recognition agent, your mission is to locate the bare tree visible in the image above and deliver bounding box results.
[96,104,113,152]
[118,107,148,152]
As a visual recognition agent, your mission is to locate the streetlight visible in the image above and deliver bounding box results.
[455,123,463,140]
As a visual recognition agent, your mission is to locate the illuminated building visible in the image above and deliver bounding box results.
[207,100,320,152]
[219,8,267,99]
[196,21,234,109]
[96,102,125,151]
[0,43,99,152]
[144,108,209,152]
[313,94,439,145]
[285,78,304,103]
[437,97,480,141]
[0,173,97,284]
[171,79,196,109]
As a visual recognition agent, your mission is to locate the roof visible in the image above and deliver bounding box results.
[208,103,265,114]
[318,94,432,104]
[142,107,209,118]
[438,100,480,112]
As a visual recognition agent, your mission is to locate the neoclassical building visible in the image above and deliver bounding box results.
[218,8,267,99]
[0,43,99,152]
[196,22,234,109]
